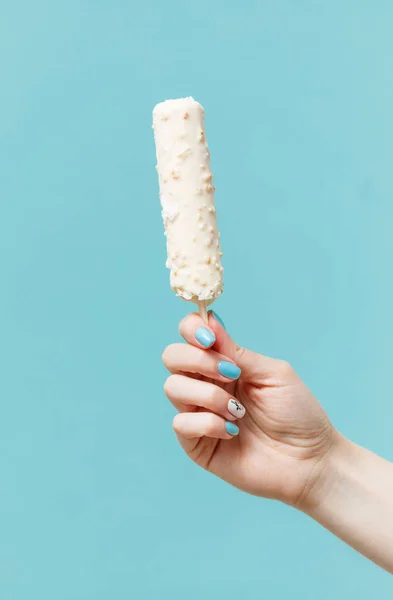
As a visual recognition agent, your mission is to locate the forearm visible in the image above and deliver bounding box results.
[304,433,393,573]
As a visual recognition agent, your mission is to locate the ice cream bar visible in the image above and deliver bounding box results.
[152,97,223,317]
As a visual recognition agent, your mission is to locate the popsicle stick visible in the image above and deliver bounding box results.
[198,301,208,324]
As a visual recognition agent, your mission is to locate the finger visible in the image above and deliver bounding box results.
[207,310,236,360]
[164,374,246,420]
[179,312,216,349]
[173,412,239,441]
[162,343,241,383]
[208,310,283,384]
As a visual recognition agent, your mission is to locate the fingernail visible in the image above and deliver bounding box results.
[225,422,239,436]
[195,327,215,348]
[209,310,226,330]
[228,399,246,418]
[218,361,241,380]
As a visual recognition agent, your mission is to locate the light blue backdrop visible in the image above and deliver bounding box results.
[1,1,392,598]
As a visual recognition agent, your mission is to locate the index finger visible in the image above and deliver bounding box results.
[179,312,216,349]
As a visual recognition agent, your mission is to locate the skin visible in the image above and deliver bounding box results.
[162,311,393,574]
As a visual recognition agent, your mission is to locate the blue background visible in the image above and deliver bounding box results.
[1,0,392,597]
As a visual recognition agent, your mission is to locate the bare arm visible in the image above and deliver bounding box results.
[304,434,393,574]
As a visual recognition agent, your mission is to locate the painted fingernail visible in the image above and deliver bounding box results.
[218,360,241,380]
[209,310,226,330]
[228,399,246,419]
[225,422,239,436]
[195,327,215,347]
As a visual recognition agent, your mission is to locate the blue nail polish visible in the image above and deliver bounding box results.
[218,360,241,380]
[195,327,215,347]
[209,310,226,330]
[225,422,239,436]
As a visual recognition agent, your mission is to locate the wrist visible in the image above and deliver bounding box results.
[297,432,393,573]
[296,430,355,514]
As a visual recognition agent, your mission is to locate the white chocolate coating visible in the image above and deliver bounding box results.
[153,97,223,304]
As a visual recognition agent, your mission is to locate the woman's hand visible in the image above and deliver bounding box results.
[163,310,393,573]
[162,311,335,508]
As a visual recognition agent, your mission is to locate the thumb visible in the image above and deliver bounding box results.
[207,310,237,360]
[208,310,283,385]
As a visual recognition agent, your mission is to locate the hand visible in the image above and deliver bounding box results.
[162,311,336,508]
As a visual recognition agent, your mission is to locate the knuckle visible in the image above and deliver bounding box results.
[178,312,197,334]
[204,413,217,435]
[161,346,170,366]
[161,343,177,367]
[236,346,248,361]
[178,317,186,336]
[195,349,207,370]
[278,360,294,377]
[163,375,175,397]
[210,384,222,406]
[172,414,182,434]
[164,373,184,398]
